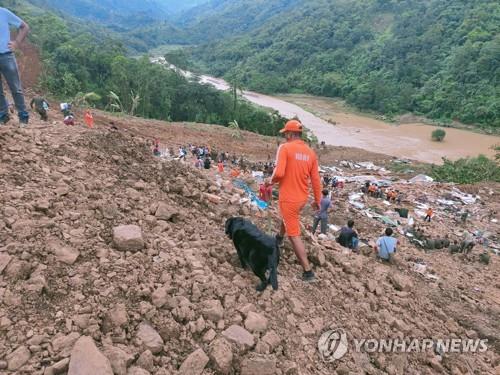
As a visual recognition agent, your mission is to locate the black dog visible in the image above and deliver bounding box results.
[225,217,280,291]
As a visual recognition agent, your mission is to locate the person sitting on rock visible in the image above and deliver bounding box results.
[337,219,359,251]
[63,114,75,126]
[374,227,397,263]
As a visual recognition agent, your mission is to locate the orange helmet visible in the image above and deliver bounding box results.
[279,119,303,133]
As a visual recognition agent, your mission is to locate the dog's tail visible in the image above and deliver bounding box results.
[269,236,280,290]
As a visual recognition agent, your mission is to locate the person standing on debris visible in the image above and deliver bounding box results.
[424,207,433,222]
[311,189,331,236]
[217,160,224,173]
[337,219,359,251]
[30,96,49,121]
[60,102,72,117]
[0,7,30,126]
[272,119,322,282]
[84,109,94,128]
[204,155,211,170]
[460,210,469,224]
[374,228,398,263]
[259,179,273,203]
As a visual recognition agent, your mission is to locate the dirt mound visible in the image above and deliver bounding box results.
[0,114,499,375]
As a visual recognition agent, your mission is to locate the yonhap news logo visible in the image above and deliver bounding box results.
[317,328,349,362]
[318,328,489,363]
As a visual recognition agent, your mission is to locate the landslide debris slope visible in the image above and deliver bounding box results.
[0,116,498,375]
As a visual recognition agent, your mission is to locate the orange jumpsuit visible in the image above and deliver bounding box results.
[84,111,94,128]
[272,139,321,236]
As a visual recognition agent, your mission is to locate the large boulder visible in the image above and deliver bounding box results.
[389,274,413,291]
[6,346,31,371]
[68,336,113,375]
[244,311,268,333]
[155,202,179,221]
[178,348,209,375]
[202,299,224,322]
[222,325,255,350]
[136,322,164,354]
[106,303,129,328]
[50,241,80,265]
[113,225,144,251]
[103,344,134,375]
[241,356,277,375]
[209,338,233,374]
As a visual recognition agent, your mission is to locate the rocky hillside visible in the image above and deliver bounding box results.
[0,112,499,375]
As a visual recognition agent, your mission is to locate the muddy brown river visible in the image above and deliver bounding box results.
[152,58,499,164]
[199,76,498,164]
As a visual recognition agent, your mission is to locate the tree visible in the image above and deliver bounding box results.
[431,129,446,142]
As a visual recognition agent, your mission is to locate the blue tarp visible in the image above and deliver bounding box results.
[233,179,269,210]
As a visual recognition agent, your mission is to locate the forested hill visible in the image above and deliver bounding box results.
[175,0,302,43]
[191,0,500,129]
[2,0,286,136]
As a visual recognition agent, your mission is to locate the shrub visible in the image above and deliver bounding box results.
[431,155,500,184]
[431,129,446,142]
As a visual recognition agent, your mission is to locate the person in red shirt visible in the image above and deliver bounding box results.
[259,179,273,202]
[217,160,224,173]
[272,120,321,282]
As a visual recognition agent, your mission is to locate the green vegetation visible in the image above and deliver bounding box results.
[431,129,447,142]
[191,0,500,130]
[431,155,500,184]
[5,0,286,136]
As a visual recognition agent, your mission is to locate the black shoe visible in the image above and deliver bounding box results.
[302,270,316,282]
[0,114,10,125]
[19,116,29,127]
[256,280,268,292]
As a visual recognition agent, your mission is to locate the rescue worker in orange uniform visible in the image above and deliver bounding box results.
[272,120,322,282]
[84,109,94,128]
[425,207,433,222]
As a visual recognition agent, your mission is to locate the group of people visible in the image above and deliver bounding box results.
[362,181,402,204]
[322,174,344,189]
